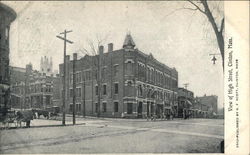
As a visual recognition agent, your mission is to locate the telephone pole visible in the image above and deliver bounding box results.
[56,30,73,125]
[183,83,189,119]
[73,53,77,125]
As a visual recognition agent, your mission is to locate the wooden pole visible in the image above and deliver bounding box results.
[56,29,73,125]
[73,53,77,125]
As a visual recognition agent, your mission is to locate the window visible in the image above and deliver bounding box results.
[76,104,81,112]
[94,70,97,80]
[95,103,98,112]
[126,61,133,75]
[70,73,73,84]
[95,85,98,95]
[127,103,133,114]
[77,88,81,97]
[5,27,9,38]
[76,73,80,83]
[86,71,91,80]
[70,89,73,97]
[102,67,106,79]
[113,65,119,76]
[103,102,106,112]
[70,104,73,112]
[138,85,142,96]
[103,84,107,95]
[5,27,9,43]
[82,71,86,81]
[114,83,118,94]
[114,102,119,112]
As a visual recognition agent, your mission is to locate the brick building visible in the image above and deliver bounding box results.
[196,95,218,116]
[9,63,60,110]
[0,3,16,115]
[177,87,194,118]
[177,88,214,118]
[59,34,178,118]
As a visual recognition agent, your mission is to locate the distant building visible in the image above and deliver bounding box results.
[40,56,53,76]
[59,34,178,118]
[0,3,16,115]
[196,94,218,114]
[177,88,194,118]
[9,63,60,110]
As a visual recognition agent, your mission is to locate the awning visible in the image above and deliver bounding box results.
[186,100,192,106]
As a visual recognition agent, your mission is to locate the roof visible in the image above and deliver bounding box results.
[9,66,26,73]
[123,33,136,48]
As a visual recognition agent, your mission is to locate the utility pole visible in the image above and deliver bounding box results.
[183,83,189,119]
[73,53,77,125]
[56,30,73,125]
[97,46,103,117]
[24,72,26,110]
[83,79,86,118]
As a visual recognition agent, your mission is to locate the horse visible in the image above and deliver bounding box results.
[16,110,33,128]
[32,109,49,119]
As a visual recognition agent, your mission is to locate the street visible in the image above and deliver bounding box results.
[0,117,224,153]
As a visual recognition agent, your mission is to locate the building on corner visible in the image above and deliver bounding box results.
[59,33,178,118]
[0,3,16,116]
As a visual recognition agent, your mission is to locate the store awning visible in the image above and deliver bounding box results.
[186,100,192,106]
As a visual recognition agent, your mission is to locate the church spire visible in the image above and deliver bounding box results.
[123,33,136,49]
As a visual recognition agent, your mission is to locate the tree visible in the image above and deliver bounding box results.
[186,0,224,70]
[76,34,109,117]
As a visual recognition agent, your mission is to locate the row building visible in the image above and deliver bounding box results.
[59,34,178,118]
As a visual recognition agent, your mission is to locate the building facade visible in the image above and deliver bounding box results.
[9,63,60,110]
[177,88,194,118]
[59,34,178,118]
[0,3,16,115]
[196,95,218,116]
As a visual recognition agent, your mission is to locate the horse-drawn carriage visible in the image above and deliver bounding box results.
[0,109,34,129]
[32,106,60,120]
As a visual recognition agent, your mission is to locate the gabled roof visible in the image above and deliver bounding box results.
[123,33,136,48]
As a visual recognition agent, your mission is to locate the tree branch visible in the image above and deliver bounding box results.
[187,0,206,14]
[219,18,224,33]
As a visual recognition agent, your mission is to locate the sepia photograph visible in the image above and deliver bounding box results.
[1,0,247,154]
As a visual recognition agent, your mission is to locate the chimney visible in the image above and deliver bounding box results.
[108,43,113,52]
[66,55,70,62]
[73,53,77,61]
[99,45,104,55]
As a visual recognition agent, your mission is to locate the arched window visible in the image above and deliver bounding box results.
[138,85,142,96]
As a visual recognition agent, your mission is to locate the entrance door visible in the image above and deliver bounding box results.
[137,102,143,118]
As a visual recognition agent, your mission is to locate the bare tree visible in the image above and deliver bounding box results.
[185,0,224,70]
[76,34,109,117]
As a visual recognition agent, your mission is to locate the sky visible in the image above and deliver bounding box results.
[3,1,224,109]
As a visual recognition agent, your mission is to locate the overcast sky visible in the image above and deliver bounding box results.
[4,1,224,108]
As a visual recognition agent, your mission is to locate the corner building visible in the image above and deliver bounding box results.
[0,3,16,115]
[60,34,178,118]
